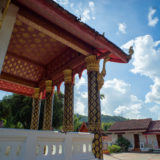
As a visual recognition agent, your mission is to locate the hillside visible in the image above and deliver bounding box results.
[76,114,127,123]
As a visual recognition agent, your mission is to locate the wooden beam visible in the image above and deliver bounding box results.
[38,55,85,88]
[0,72,37,88]
[51,55,85,81]
[0,79,34,96]
[17,8,93,56]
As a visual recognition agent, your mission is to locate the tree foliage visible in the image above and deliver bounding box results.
[52,92,64,129]
[75,114,127,123]
[108,144,121,153]
[0,92,83,131]
[0,92,64,129]
[0,94,32,128]
[74,114,82,132]
[116,136,131,151]
[102,122,113,131]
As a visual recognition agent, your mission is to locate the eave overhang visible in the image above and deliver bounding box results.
[107,129,147,134]
[0,0,131,97]
[14,0,130,63]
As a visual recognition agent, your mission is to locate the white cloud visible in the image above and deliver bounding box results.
[114,95,143,119]
[118,23,127,34]
[74,73,88,115]
[75,76,87,90]
[89,1,94,11]
[53,0,69,5]
[103,78,130,94]
[53,1,96,23]
[149,105,160,113]
[121,40,134,50]
[148,8,159,27]
[122,35,160,105]
[81,92,88,99]
[74,74,144,119]
[71,1,96,22]
[74,99,86,115]
[101,78,143,119]
[145,78,160,104]
[149,105,160,120]
[80,1,96,22]
[70,3,74,8]
[114,103,142,119]
[81,9,91,22]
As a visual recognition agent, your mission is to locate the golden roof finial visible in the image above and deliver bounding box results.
[129,46,134,57]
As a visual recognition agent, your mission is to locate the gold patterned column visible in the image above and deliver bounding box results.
[63,69,74,132]
[85,55,103,159]
[30,88,41,130]
[43,80,53,130]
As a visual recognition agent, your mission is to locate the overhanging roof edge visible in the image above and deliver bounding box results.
[14,0,130,63]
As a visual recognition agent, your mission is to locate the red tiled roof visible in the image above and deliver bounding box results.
[108,119,152,132]
[147,120,160,132]
[79,122,89,132]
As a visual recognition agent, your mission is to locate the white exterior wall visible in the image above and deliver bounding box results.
[111,133,159,151]
[139,134,158,150]
[111,134,117,144]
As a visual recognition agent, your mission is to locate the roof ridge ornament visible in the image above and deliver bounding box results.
[129,46,134,58]
[0,0,11,29]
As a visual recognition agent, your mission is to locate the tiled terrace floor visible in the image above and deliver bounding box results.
[104,153,160,160]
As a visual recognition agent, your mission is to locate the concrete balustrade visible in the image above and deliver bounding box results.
[0,129,96,160]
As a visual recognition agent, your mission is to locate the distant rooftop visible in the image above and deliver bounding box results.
[108,119,152,132]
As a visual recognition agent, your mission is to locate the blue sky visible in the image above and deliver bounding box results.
[1,0,160,120]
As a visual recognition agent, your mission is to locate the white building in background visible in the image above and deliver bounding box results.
[108,119,160,152]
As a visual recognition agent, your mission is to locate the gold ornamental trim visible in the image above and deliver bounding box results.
[88,122,101,131]
[45,80,52,92]
[85,55,99,72]
[64,69,72,83]
[33,88,40,98]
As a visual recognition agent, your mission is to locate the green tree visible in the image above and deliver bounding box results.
[116,136,130,151]
[0,94,32,128]
[0,92,64,130]
[74,114,82,132]
[52,92,64,130]
[102,122,113,131]
[100,94,105,100]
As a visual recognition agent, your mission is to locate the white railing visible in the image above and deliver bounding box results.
[0,128,96,160]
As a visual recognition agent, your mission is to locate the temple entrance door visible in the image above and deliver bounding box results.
[134,134,140,149]
[156,135,160,148]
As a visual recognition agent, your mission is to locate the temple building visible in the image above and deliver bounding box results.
[0,0,131,159]
[108,119,160,152]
